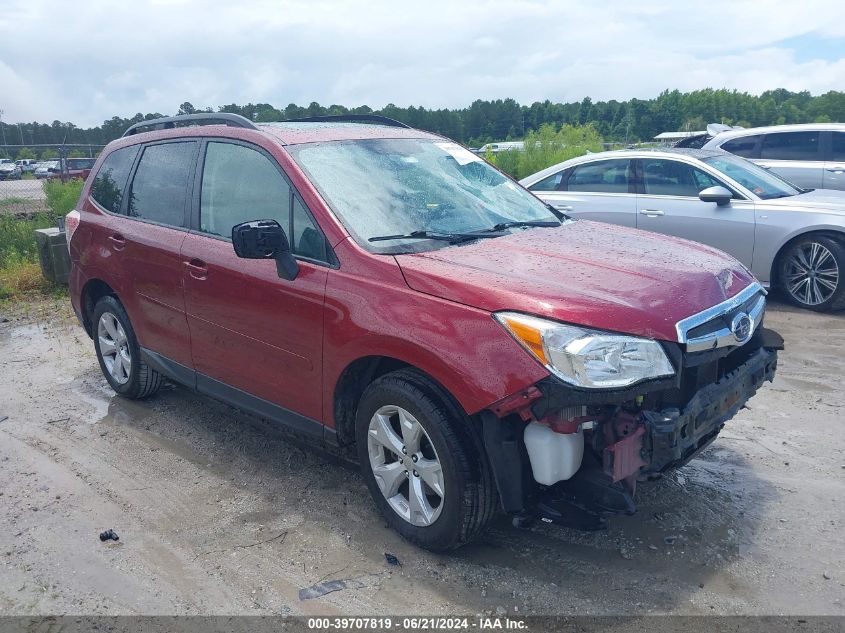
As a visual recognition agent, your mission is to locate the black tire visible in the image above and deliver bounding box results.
[355,369,497,551]
[92,295,163,399]
[778,235,845,312]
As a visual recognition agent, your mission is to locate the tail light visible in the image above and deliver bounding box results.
[65,210,81,253]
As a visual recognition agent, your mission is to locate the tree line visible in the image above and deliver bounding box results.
[2,88,844,157]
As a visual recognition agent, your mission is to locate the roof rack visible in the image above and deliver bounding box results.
[282,114,411,129]
[122,113,258,137]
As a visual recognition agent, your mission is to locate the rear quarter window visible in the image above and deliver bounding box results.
[720,135,761,158]
[90,145,140,213]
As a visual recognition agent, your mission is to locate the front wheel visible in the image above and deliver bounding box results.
[778,236,845,312]
[355,369,496,551]
[92,296,163,399]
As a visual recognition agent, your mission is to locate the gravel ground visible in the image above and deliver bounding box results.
[0,294,842,616]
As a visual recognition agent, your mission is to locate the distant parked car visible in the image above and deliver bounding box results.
[35,160,60,179]
[15,159,37,173]
[521,148,845,311]
[61,157,96,180]
[0,159,23,180]
[701,123,845,191]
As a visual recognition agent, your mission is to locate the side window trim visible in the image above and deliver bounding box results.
[190,138,338,268]
[120,138,200,229]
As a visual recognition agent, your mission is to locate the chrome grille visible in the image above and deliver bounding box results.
[676,283,766,353]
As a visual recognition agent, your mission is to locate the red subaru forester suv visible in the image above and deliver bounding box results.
[66,114,781,550]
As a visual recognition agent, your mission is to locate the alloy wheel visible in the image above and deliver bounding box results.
[98,312,131,385]
[784,241,839,306]
[366,405,445,527]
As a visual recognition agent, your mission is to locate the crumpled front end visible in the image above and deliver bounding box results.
[480,288,782,530]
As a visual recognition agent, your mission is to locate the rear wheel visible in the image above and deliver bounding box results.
[93,296,163,399]
[778,235,845,312]
[355,369,496,550]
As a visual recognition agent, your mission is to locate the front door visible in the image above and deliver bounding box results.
[634,157,756,268]
[181,140,330,428]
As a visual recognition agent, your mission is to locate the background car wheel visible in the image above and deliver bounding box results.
[92,295,163,399]
[778,235,845,312]
[355,369,496,551]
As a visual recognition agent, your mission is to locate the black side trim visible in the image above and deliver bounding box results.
[140,348,196,388]
[196,374,325,440]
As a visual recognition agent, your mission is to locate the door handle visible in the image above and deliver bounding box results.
[826,167,845,173]
[183,258,208,280]
[639,209,664,217]
[553,204,573,211]
[108,233,126,250]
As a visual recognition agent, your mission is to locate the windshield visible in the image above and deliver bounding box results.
[703,154,802,199]
[288,138,558,253]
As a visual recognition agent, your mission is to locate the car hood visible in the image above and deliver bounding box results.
[395,220,756,342]
[763,188,845,212]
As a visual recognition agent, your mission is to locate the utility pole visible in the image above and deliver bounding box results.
[0,109,6,147]
[18,123,24,145]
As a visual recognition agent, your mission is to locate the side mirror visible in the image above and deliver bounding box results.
[699,185,733,206]
[231,219,299,281]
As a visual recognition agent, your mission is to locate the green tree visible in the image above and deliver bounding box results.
[16,147,36,160]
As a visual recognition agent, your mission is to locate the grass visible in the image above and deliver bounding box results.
[0,197,28,208]
[0,179,82,301]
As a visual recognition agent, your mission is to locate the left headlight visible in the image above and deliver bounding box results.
[494,311,675,389]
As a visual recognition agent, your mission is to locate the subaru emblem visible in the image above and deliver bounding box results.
[731,312,752,343]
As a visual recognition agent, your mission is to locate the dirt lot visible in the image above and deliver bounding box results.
[0,294,842,616]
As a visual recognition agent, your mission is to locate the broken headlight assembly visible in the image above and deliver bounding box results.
[494,312,675,389]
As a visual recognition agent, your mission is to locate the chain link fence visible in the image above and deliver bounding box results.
[0,144,103,218]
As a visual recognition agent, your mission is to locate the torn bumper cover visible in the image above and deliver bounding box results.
[609,345,779,481]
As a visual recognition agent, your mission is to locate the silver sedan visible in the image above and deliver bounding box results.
[520,148,845,311]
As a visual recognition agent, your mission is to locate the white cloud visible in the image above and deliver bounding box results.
[0,0,844,127]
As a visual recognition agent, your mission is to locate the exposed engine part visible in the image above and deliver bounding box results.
[523,421,584,485]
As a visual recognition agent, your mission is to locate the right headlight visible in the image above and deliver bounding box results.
[495,311,675,389]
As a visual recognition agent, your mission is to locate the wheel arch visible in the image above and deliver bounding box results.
[80,278,119,337]
[332,355,472,448]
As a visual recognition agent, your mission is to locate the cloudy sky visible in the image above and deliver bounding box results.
[1,0,845,127]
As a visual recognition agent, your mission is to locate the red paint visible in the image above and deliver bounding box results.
[69,121,760,432]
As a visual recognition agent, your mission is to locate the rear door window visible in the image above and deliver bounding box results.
[90,145,140,214]
[127,142,197,227]
[720,135,761,158]
[760,131,821,161]
[565,159,631,193]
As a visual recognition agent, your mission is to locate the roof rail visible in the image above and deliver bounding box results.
[122,113,258,137]
[282,114,411,129]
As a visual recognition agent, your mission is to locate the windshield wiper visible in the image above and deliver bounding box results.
[368,230,501,243]
[477,219,562,233]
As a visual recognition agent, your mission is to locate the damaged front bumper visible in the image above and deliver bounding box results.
[481,327,782,529]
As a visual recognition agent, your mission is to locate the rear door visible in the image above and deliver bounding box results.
[91,140,198,369]
[757,130,824,189]
[634,157,755,267]
[527,158,637,227]
[823,131,845,191]
[180,139,331,430]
